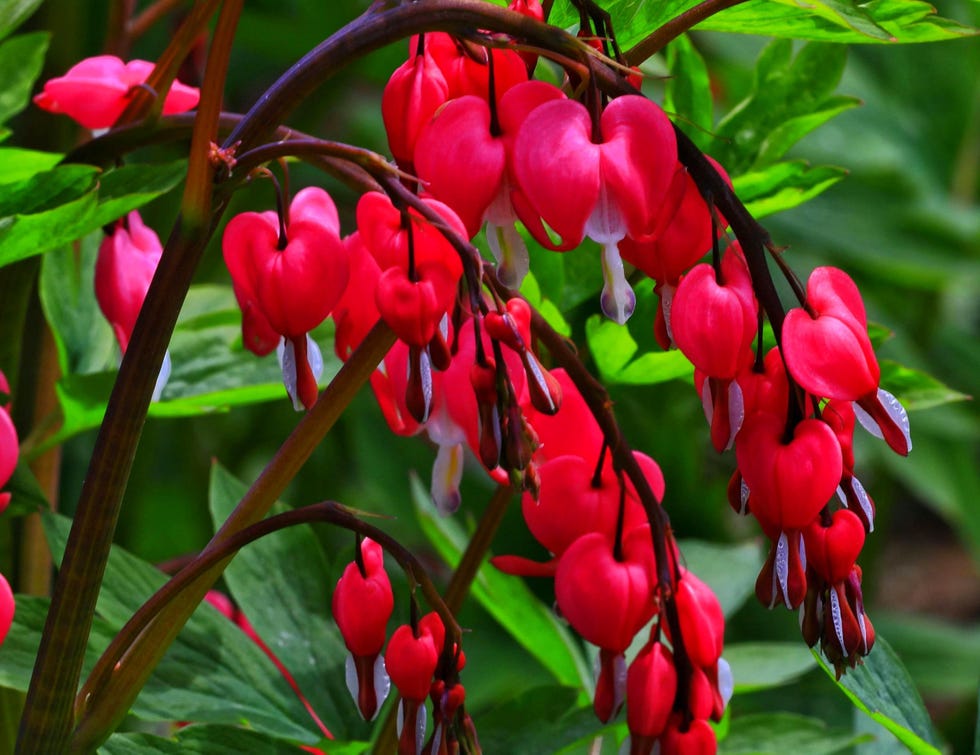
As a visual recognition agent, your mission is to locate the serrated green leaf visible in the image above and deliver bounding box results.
[664,34,713,149]
[42,512,321,742]
[725,642,818,692]
[0,32,48,126]
[733,161,846,218]
[208,462,360,741]
[720,712,870,754]
[410,476,591,692]
[0,0,44,42]
[0,147,63,185]
[676,539,764,618]
[815,636,943,754]
[878,359,970,411]
[586,314,693,385]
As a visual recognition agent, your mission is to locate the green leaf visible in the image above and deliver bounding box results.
[519,270,570,337]
[814,636,943,754]
[586,314,693,385]
[720,712,870,754]
[0,32,49,126]
[700,1,978,44]
[0,0,44,42]
[676,539,764,618]
[664,34,713,149]
[100,726,308,755]
[0,161,185,267]
[42,512,322,742]
[207,462,360,740]
[477,686,615,754]
[878,359,970,411]
[39,233,117,376]
[724,642,818,693]
[733,161,846,219]
[1,459,49,517]
[712,41,849,173]
[410,475,592,692]
[0,147,63,185]
[0,595,119,693]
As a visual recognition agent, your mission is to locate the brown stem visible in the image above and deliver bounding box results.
[103,0,136,57]
[129,0,189,41]
[624,0,749,66]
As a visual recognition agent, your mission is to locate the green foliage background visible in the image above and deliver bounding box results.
[0,0,976,752]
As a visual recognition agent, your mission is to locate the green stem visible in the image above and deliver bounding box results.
[73,321,396,751]
[15,2,240,751]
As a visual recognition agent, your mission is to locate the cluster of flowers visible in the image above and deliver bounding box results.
[332,538,473,754]
[668,247,910,673]
[0,369,18,649]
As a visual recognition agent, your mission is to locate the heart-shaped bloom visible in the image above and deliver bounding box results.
[0,573,13,649]
[34,55,199,129]
[555,525,657,653]
[671,570,725,669]
[803,509,866,585]
[386,612,445,703]
[95,211,164,353]
[626,640,677,743]
[382,48,449,171]
[0,370,18,515]
[735,415,843,533]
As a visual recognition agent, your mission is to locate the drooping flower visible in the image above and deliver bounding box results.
[34,55,199,129]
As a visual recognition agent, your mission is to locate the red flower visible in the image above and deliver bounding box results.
[0,573,13,649]
[34,55,199,129]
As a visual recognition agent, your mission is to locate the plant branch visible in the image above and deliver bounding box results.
[624,0,749,66]
[129,0,189,41]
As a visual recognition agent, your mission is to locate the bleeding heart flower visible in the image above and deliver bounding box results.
[555,525,657,653]
[671,570,725,668]
[411,32,527,102]
[0,370,19,515]
[803,509,865,585]
[626,640,676,743]
[386,612,445,703]
[382,47,449,171]
[0,573,13,649]
[375,263,458,347]
[735,415,843,533]
[95,211,164,354]
[34,55,199,129]
[671,245,757,381]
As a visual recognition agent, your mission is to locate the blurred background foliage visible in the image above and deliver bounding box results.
[0,0,977,752]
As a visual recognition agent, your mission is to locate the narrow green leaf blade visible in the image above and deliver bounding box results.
[814,636,943,754]
[0,147,63,185]
[664,34,713,149]
[733,161,847,218]
[879,359,970,411]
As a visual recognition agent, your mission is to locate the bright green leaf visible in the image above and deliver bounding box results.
[879,359,970,411]
[410,476,592,692]
[815,636,943,754]
[0,147,63,185]
[664,35,713,149]
[733,161,847,218]
[720,712,870,754]
[208,462,361,741]
[586,314,693,385]
[0,32,48,126]
[725,642,818,693]
[755,95,862,167]
[0,0,44,42]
